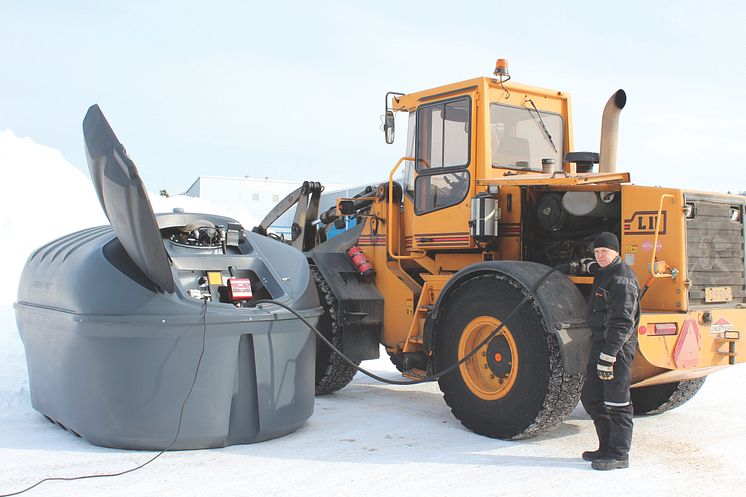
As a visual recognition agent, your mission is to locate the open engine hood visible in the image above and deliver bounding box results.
[82,105,175,293]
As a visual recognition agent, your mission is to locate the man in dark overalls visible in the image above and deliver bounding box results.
[581,232,640,470]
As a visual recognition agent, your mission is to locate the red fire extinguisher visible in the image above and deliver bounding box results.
[346,246,375,283]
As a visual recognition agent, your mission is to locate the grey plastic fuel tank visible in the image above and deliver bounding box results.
[14,105,322,450]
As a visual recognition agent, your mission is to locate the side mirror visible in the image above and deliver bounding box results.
[384,110,395,144]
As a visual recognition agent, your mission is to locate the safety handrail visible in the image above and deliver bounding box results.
[388,156,426,260]
[649,193,675,278]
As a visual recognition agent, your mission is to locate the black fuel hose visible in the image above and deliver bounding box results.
[255,263,572,386]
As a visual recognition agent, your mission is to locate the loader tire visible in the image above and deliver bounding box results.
[311,267,359,395]
[435,273,583,440]
[386,351,405,373]
[630,377,706,415]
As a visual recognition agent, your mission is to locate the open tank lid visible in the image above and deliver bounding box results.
[82,105,175,293]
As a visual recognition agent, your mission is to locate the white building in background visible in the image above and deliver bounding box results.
[184,175,353,235]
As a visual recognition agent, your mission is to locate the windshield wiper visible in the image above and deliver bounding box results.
[524,98,557,153]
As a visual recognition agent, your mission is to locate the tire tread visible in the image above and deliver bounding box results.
[632,377,706,415]
[311,266,359,395]
[438,273,584,440]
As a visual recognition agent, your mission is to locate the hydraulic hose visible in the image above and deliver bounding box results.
[254,263,571,386]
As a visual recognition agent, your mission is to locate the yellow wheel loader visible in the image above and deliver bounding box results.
[255,60,745,439]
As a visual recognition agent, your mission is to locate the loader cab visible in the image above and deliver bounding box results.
[394,77,571,252]
[398,79,571,182]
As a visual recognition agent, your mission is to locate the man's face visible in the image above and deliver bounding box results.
[594,247,619,268]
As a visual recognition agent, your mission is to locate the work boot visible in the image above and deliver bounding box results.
[591,458,629,471]
[581,449,606,461]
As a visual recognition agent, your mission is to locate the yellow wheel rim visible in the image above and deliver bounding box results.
[457,316,519,400]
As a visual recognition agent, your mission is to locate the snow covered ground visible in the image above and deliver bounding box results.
[1,131,745,496]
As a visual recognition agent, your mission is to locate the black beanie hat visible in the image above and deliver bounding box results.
[592,232,619,252]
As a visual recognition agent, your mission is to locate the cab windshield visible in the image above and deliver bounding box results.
[490,103,563,171]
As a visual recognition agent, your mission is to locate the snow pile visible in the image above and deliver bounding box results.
[0,130,107,306]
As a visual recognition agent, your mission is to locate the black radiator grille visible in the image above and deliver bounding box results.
[686,200,746,306]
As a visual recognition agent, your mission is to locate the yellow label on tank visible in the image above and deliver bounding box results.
[208,272,223,285]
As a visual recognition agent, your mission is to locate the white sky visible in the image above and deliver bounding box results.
[2,0,745,194]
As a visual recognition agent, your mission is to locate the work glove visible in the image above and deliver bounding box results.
[597,352,616,381]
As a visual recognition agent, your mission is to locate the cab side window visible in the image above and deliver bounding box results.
[414,97,471,214]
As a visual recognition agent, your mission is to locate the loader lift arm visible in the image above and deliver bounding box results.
[252,181,323,252]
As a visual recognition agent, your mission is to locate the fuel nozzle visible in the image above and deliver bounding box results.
[579,257,599,274]
[564,258,598,275]
[219,225,227,253]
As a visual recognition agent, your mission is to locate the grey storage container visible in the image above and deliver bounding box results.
[14,105,322,450]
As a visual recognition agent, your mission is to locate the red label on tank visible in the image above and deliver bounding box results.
[228,278,253,300]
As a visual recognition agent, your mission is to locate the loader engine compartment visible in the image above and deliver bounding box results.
[522,187,622,270]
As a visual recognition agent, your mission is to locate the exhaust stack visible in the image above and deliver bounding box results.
[599,89,627,173]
